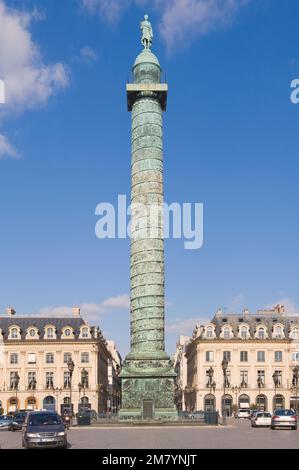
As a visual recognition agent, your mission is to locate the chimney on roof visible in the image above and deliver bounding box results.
[6,307,16,316]
[216,308,223,318]
[72,307,81,317]
[274,304,285,314]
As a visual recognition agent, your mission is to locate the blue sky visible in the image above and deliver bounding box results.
[0,0,299,357]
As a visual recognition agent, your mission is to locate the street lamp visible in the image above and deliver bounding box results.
[30,377,37,409]
[272,371,279,412]
[67,358,75,417]
[231,385,241,413]
[14,373,20,411]
[221,359,228,425]
[207,367,214,412]
[55,387,62,413]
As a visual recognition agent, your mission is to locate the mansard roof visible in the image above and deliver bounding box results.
[0,315,94,340]
[210,312,299,340]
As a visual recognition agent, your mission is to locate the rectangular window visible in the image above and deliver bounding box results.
[28,372,36,389]
[46,353,54,364]
[64,371,71,388]
[257,351,265,362]
[274,370,282,387]
[28,353,36,364]
[292,352,299,362]
[46,372,54,389]
[275,351,283,362]
[240,351,248,362]
[240,370,248,387]
[224,370,231,387]
[223,351,231,362]
[10,372,18,389]
[81,352,89,363]
[64,353,72,364]
[258,370,265,386]
[205,351,214,362]
[10,353,18,365]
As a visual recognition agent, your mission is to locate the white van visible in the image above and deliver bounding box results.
[237,408,251,419]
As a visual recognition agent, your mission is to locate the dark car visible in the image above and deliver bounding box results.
[0,415,14,430]
[22,411,67,449]
[10,411,27,431]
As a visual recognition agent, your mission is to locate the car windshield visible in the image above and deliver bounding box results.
[1,416,11,421]
[275,409,294,416]
[15,413,26,420]
[29,413,62,426]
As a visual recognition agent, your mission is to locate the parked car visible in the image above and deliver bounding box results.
[237,408,251,419]
[251,412,272,427]
[0,415,14,430]
[271,409,297,430]
[10,411,27,431]
[22,411,68,449]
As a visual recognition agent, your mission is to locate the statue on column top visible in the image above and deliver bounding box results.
[141,14,153,50]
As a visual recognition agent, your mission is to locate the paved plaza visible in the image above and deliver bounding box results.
[1,419,299,449]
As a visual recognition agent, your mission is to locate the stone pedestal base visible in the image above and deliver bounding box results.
[119,360,178,421]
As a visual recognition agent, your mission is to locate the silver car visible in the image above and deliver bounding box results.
[22,411,68,448]
[271,409,297,430]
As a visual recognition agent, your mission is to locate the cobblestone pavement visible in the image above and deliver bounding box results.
[1,419,299,449]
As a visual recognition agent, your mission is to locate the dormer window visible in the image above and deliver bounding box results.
[206,327,213,338]
[82,328,89,338]
[273,325,284,339]
[11,328,18,339]
[238,325,250,340]
[61,327,74,339]
[25,327,39,340]
[44,325,56,340]
[223,328,230,339]
[258,329,265,339]
[255,326,268,340]
[47,328,54,339]
[9,326,21,340]
[290,327,299,340]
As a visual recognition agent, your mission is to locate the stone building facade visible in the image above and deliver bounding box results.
[185,306,299,415]
[173,335,190,411]
[107,340,122,413]
[0,308,113,414]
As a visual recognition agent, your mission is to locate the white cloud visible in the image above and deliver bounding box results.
[81,0,132,22]
[0,0,69,157]
[227,292,246,312]
[157,0,249,51]
[166,316,209,334]
[38,294,130,324]
[264,298,298,315]
[81,0,249,50]
[0,133,19,159]
[73,46,98,64]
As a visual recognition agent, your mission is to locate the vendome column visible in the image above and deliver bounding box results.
[119,16,177,421]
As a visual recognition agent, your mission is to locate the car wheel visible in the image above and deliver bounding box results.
[292,427,297,431]
[270,426,275,430]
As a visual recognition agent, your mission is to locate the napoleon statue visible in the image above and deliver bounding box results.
[141,14,153,50]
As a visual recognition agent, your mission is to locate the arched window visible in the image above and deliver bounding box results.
[273,325,284,339]
[82,327,89,338]
[206,327,213,339]
[240,326,249,339]
[223,328,230,340]
[258,329,265,339]
[47,328,54,339]
[11,328,18,339]
[291,328,299,340]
